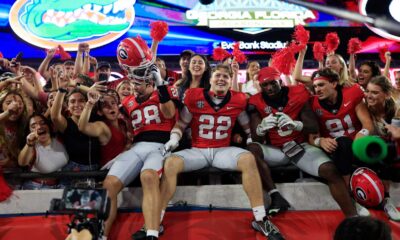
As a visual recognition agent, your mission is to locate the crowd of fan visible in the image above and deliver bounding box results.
[0,43,399,187]
[1,38,400,239]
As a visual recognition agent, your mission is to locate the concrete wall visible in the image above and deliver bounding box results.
[1,182,399,215]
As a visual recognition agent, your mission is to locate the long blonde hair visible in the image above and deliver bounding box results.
[326,54,349,86]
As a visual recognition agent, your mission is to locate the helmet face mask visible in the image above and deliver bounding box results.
[127,67,154,84]
[117,36,155,80]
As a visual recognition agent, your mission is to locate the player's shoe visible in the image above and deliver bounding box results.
[355,202,370,217]
[268,192,291,216]
[131,225,164,240]
[383,198,400,222]
[252,217,285,240]
[146,237,158,240]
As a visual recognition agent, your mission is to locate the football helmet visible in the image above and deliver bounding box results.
[350,167,385,208]
[116,36,154,80]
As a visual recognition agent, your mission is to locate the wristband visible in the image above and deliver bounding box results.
[157,85,171,103]
[26,142,35,147]
[171,128,183,139]
[58,87,67,93]
[314,137,321,147]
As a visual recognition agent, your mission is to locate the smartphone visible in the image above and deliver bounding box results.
[10,52,23,67]
[15,52,23,62]
[98,73,109,82]
[63,187,107,213]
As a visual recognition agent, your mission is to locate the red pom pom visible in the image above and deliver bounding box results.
[378,44,389,63]
[0,170,12,202]
[212,47,231,61]
[347,38,363,54]
[232,42,247,64]
[0,51,3,58]
[58,45,71,60]
[325,32,340,54]
[271,43,297,75]
[150,21,169,41]
[313,42,325,62]
[293,25,309,50]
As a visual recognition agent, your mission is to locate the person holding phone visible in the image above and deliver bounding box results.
[78,89,130,167]
[95,62,111,83]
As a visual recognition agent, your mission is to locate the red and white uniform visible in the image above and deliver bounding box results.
[248,85,310,147]
[183,88,247,148]
[108,86,178,185]
[311,85,364,140]
[122,86,178,140]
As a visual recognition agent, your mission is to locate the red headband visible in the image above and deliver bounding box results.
[258,67,281,84]
[312,75,331,82]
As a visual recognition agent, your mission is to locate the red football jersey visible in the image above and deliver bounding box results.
[122,86,178,137]
[311,84,364,140]
[248,85,310,147]
[184,88,247,148]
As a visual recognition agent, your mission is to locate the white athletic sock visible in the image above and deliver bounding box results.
[147,230,159,238]
[160,209,166,222]
[252,205,266,222]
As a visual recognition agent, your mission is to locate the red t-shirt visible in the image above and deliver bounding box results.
[100,122,127,167]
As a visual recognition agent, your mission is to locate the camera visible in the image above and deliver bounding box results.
[50,187,110,240]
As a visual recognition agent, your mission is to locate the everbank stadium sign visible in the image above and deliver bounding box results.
[186,0,315,29]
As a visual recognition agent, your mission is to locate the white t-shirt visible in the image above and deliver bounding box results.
[32,138,68,173]
[241,80,259,96]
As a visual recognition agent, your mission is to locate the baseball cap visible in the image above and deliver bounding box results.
[179,49,195,58]
[258,67,281,84]
[97,61,111,70]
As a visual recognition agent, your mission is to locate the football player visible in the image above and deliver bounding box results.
[160,64,285,240]
[309,67,374,216]
[247,67,357,218]
[102,37,178,240]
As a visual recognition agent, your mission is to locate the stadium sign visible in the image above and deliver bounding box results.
[186,0,315,29]
[218,41,286,50]
[9,0,135,51]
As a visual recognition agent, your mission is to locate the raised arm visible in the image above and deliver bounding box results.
[74,43,87,77]
[231,60,240,91]
[348,53,357,80]
[50,74,68,132]
[151,40,160,56]
[78,90,111,145]
[20,66,45,100]
[292,47,312,84]
[383,52,391,79]
[0,75,22,91]
[38,48,56,80]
